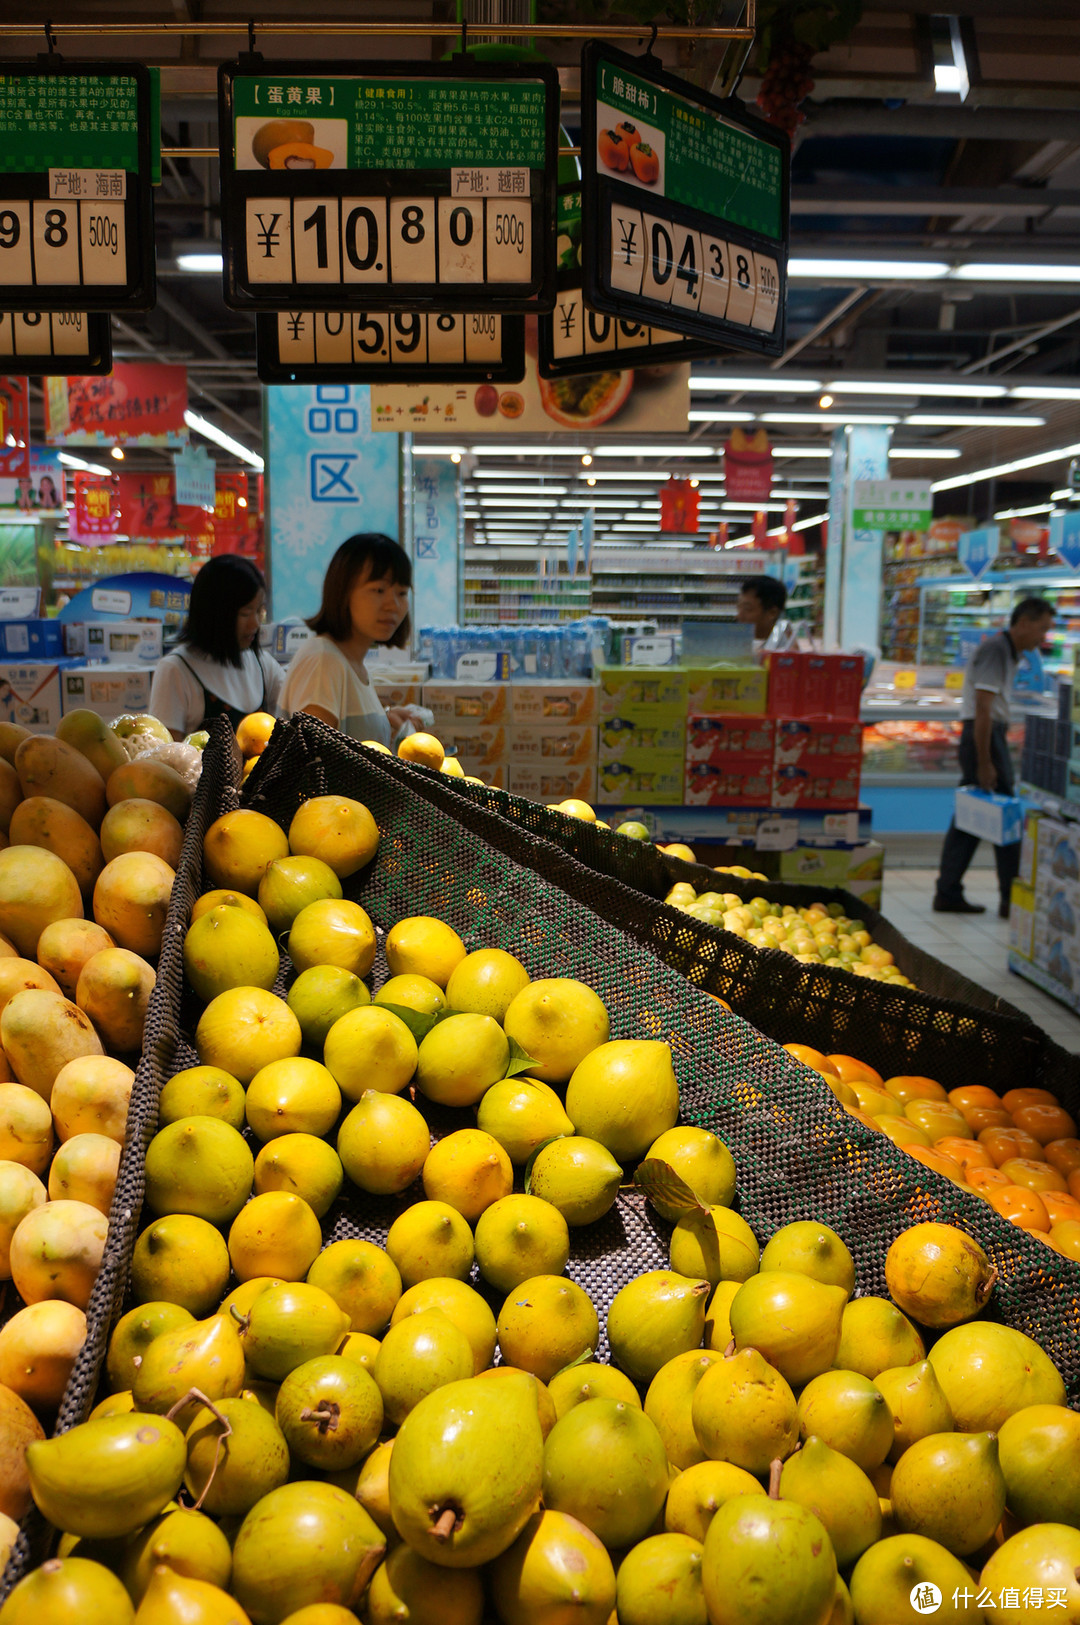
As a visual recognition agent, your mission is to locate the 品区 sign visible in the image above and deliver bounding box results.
[256,309,525,384]
[0,62,155,312]
[44,362,188,448]
[851,479,933,532]
[957,523,999,581]
[580,43,788,357]
[218,57,559,314]
[0,310,112,375]
[539,182,714,378]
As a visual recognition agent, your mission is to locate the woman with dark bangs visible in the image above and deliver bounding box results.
[281,533,414,746]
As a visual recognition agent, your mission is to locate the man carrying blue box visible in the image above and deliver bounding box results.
[934,597,1056,918]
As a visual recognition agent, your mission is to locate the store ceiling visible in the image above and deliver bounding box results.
[3,1,1080,548]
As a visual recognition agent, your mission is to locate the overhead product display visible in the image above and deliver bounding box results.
[256,309,526,384]
[0,59,156,313]
[580,41,789,356]
[218,55,560,314]
[0,309,112,375]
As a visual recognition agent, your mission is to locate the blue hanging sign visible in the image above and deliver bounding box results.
[957,524,997,581]
[1050,509,1080,571]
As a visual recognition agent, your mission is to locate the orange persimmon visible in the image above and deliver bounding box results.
[978,1126,1044,1166]
[987,1185,1050,1231]
[960,1105,1014,1133]
[629,142,660,184]
[784,1043,838,1076]
[884,1075,948,1105]
[948,1085,1002,1110]
[936,1137,993,1174]
[1042,1192,1080,1227]
[1001,1087,1058,1115]
[1047,1219,1080,1260]
[1044,1138,1080,1177]
[828,1055,884,1087]
[1012,1102,1078,1145]
[615,121,639,147]
[998,1157,1067,1195]
[598,129,630,171]
[967,1166,1013,1194]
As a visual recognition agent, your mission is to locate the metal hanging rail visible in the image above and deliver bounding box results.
[0,20,753,41]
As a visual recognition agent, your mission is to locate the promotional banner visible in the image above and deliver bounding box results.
[213,472,258,557]
[45,362,188,447]
[957,523,999,581]
[55,572,192,626]
[0,447,64,511]
[411,457,460,631]
[174,443,216,510]
[71,470,218,543]
[0,380,30,481]
[660,478,699,533]
[1050,509,1080,571]
[723,428,772,502]
[840,424,891,652]
[72,473,120,541]
[266,384,399,619]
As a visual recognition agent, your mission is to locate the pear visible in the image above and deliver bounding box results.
[490,1509,616,1625]
[645,1350,723,1470]
[0,1556,135,1625]
[607,1271,710,1385]
[759,1222,855,1297]
[796,1370,894,1472]
[669,1206,759,1287]
[702,1493,837,1625]
[926,1323,1066,1432]
[703,1281,741,1352]
[132,1314,245,1431]
[119,1506,232,1606]
[874,1362,955,1464]
[547,1362,640,1419]
[132,1564,248,1624]
[541,1398,668,1551]
[664,1461,762,1543]
[367,1543,484,1625]
[979,1524,1080,1620]
[997,1403,1080,1527]
[373,1310,475,1426]
[231,1481,386,1620]
[275,1355,384,1471]
[107,1303,194,1394]
[615,1532,706,1625]
[890,1431,1006,1556]
[729,1273,846,1388]
[236,1282,350,1382]
[27,1413,186,1539]
[355,1438,396,1540]
[850,1534,979,1625]
[690,1347,799,1477]
[779,1437,882,1568]
[388,1373,544,1567]
[183,1396,290,1518]
[834,1296,925,1380]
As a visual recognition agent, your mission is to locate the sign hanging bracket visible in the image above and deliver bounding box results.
[639,22,660,66]
[37,19,62,66]
[237,20,262,71]
[451,17,469,63]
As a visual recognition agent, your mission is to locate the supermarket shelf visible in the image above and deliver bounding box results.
[862,771,957,787]
[595,803,872,847]
[1018,781,1080,823]
[1009,951,1080,1015]
[861,703,961,722]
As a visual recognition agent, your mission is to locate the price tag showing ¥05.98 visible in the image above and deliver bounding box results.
[580,42,788,356]
[0,63,154,312]
[256,308,526,384]
[0,309,112,375]
[219,59,559,313]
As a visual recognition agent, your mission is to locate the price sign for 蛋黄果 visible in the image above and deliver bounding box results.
[219,58,558,314]
[0,63,155,313]
[581,43,788,356]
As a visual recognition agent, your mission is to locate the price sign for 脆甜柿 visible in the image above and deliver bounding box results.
[0,63,155,313]
[581,43,788,356]
[539,183,717,379]
[256,308,525,383]
[219,58,558,314]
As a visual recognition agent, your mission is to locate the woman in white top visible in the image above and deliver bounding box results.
[150,555,285,740]
[282,533,412,747]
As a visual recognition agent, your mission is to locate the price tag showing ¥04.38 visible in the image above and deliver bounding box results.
[219,58,559,313]
[256,309,526,384]
[0,309,112,375]
[580,42,788,356]
[0,63,155,312]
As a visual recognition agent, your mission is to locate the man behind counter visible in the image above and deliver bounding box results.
[736,576,797,652]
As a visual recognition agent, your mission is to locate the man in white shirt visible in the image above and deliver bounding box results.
[736,575,797,652]
[934,596,1055,917]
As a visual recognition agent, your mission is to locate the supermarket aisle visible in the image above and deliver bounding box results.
[881,865,1080,1054]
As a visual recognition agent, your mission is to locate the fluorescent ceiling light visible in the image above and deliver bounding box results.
[479,497,561,507]
[592,445,715,458]
[789,258,950,281]
[955,264,1080,283]
[826,379,1007,399]
[415,445,468,456]
[689,375,821,393]
[688,410,756,423]
[470,444,588,457]
[761,412,899,425]
[772,489,831,498]
[476,485,568,495]
[58,451,111,477]
[176,251,223,273]
[1052,489,1074,500]
[570,470,668,481]
[1010,385,1080,401]
[994,503,1054,519]
[184,410,263,470]
[904,413,1046,428]
[792,511,829,532]
[890,447,962,459]
[722,501,792,512]
[934,63,966,95]
[932,440,1080,493]
[772,447,832,458]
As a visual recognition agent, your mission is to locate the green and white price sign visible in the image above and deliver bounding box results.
[581,42,788,356]
[852,479,933,531]
[0,61,155,312]
[219,57,559,313]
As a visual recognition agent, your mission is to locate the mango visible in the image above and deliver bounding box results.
[93,852,175,958]
[9,796,103,898]
[1,988,104,1104]
[76,947,155,1053]
[0,759,18,835]
[0,1081,53,1172]
[100,798,184,869]
[47,1133,120,1215]
[56,707,129,783]
[0,844,84,958]
[0,955,61,1015]
[15,735,107,829]
[105,759,191,822]
[36,919,114,1001]
[0,723,30,764]
[0,1380,45,1517]
[10,1197,107,1309]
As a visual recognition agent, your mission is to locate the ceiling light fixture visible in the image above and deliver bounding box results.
[58,451,111,477]
[932,439,1080,493]
[827,379,1008,399]
[687,409,756,423]
[818,394,834,409]
[788,258,950,281]
[176,251,224,273]
[1010,385,1080,401]
[890,447,962,459]
[904,413,1046,428]
[581,453,593,466]
[993,503,1055,520]
[110,445,124,461]
[184,410,264,471]
[955,264,1080,283]
[592,444,716,458]
[688,374,822,393]
[761,412,899,425]
[450,452,461,463]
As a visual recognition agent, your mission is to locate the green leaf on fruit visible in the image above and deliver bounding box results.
[377,1003,444,1043]
[551,1346,597,1378]
[634,1158,708,1217]
[524,1135,564,1196]
[504,1036,538,1079]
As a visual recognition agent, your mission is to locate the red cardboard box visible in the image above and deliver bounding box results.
[685,761,772,807]
[774,718,863,771]
[767,653,864,719]
[685,714,776,765]
[771,763,861,810]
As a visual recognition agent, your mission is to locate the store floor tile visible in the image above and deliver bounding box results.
[881,867,1080,1053]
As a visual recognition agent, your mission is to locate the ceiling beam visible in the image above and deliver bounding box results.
[804,105,1080,141]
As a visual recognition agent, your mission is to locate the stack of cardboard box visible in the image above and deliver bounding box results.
[421,681,598,799]
[1016,813,1080,991]
[596,667,688,805]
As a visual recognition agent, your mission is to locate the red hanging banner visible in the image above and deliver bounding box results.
[660,478,700,534]
[72,473,121,541]
[0,380,30,481]
[45,363,188,448]
[724,428,773,503]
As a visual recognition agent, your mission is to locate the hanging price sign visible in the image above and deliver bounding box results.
[539,182,715,378]
[0,309,111,375]
[0,61,155,313]
[219,57,558,314]
[581,43,788,356]
[256,308,525,384]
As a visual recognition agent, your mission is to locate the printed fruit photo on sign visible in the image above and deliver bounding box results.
[236,114,347,171]
[538,371,632,429]
[595,100,666,193]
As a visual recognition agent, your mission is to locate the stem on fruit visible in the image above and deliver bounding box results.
[768,1459,782,1499]
[229,1305,251,1333]
[301,1400,340,1434]
[724,1339,736,1358]
[165,1388,233,1511]
[431,1506,460,1542]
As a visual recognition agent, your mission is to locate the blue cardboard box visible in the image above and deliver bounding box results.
[954,787,1025,846]
[0,620,63,660]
